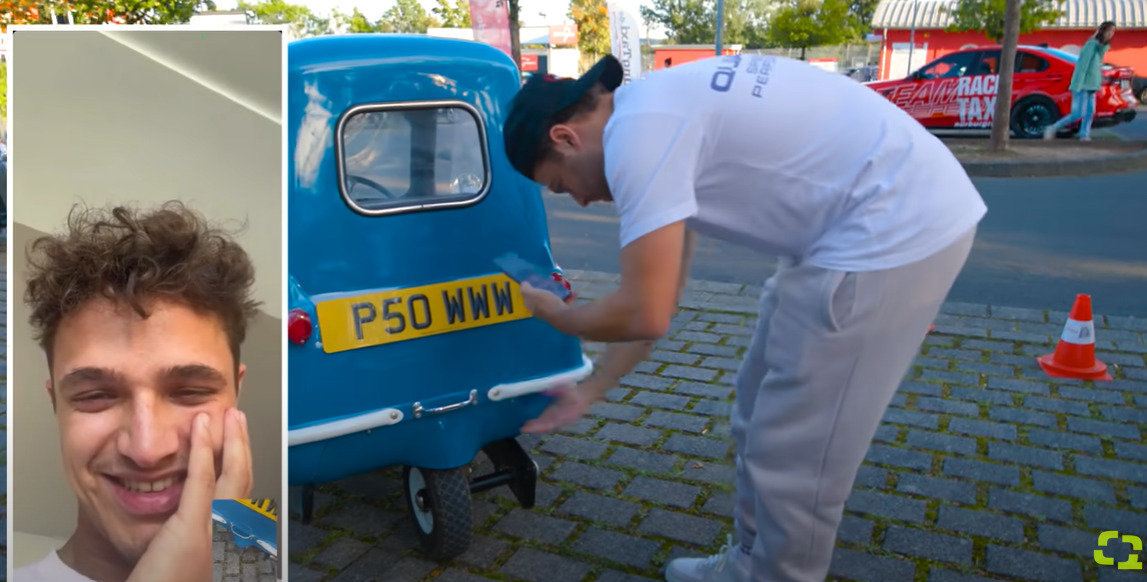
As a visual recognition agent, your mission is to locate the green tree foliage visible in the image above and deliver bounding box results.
[332,7,383,32]
[2,0,215,24]
[943,0,1064,43]
[569,0,610,56]
[767,0,854,58]
[640,0,769,47]
[0,0,48,25]
[641,0,710,44]
[432,0,471,27]
[380,0,441,33]
[78,0,215,23]
[239,0,330,36]
[845,0,881,37]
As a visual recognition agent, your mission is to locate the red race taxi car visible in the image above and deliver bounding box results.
[866,45,1138,138]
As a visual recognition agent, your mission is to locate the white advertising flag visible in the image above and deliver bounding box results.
[607,2,644,84]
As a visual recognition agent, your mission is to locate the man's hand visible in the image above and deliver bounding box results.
[521,380,604,434]
[520,282,572,326]
[215,408,253,499]
[125,413,214,582]
[126,408,252,582]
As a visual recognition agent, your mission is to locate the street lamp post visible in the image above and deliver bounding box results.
[715,0,725,55]
[907,0,919,76]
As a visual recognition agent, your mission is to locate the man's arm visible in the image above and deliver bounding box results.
[552,221,687,342]
[578,229,698,401]
[524,113,702,342]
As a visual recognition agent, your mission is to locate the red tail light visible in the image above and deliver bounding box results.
[551,270,575,302]
[288,309,313,346]
[551,271,572,292]
[550,272,573,293]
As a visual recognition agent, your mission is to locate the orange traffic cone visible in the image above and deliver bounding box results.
[1037,294,1112,381]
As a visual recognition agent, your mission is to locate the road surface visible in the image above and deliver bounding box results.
[542,165,1147,317]
[1103,103,1147,141]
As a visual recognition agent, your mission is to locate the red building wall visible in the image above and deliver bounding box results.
[653,46,741,70]
[877,28,1147,80]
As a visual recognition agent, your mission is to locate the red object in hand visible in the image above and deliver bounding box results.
[552,271,576,303]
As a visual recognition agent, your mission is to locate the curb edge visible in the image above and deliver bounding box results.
[958,144,1147,178]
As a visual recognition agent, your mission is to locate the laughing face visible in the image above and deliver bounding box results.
[48,297,243,563]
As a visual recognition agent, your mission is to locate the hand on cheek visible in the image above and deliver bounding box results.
[214,407,253,499]
[127,413,215,582]
[209,412,226,459]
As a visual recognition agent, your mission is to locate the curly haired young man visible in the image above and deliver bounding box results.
[505,55,986,582]
[15,202,262,582]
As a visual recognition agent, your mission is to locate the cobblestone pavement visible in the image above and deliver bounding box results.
[287,270,1146,582]
[214,521,279,582]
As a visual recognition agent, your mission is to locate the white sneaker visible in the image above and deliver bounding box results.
[1043,126,1057,140]
[1079,135,1092,141]
[665,535,750,582]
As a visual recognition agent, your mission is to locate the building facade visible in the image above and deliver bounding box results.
[871,0,1147,80]
[652,44,743,70]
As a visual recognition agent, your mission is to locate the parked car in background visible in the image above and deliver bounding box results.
[846,65,879,83]
[865,45,1138,138]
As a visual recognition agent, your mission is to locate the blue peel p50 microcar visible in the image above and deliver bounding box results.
[286,33,593,560]
[211,499,278,569]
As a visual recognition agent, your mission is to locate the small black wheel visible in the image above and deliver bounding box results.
[1010,96,1059,139]
[402,466,473,560]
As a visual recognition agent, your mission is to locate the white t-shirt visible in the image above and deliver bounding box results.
[603,54,988,271]
[13,551,96,582]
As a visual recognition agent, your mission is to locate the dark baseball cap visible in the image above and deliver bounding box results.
[504,55,625,179]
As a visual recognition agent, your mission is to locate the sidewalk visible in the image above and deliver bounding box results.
[287,270,1147,582]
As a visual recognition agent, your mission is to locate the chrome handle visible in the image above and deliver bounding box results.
[412,389,478,419]
[230,523,255,540]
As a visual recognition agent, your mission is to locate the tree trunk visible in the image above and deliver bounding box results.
[509,0,521,72]
[990,0,1022,152]
[800,46,806,60]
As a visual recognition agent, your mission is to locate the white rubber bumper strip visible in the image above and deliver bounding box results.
[288,407,405,447]
[287,353,594,446]
[487,353,595,402]
[256,539,278,559]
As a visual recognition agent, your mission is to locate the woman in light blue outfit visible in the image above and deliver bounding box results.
[1044,21,1117,141]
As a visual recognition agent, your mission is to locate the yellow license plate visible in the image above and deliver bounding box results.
[234,498,278,521]
[315,273,531,354]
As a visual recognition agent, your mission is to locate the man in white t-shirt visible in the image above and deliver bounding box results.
[505,55,986,582]
[14,203,257,582]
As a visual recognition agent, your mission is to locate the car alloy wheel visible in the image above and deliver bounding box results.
[1012,97,1058,139]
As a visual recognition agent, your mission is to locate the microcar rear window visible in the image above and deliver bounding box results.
[337,101,490,215]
